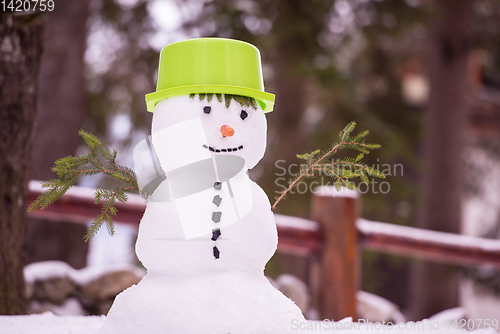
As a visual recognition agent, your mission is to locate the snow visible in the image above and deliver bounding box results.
[0,312,105,334]
[273,274,310,314]
[24,261,145,286]
[314,185,359,199]
[70,264,145,286]
[357,290,406,324]
[29,298,88,317]
[429,307,467,327]
[0,312,496,334]
[357,218,500,252]
[275,214,319,232]
[24,261,75,284]
[461,279,500,331]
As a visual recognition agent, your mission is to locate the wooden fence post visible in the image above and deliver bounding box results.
[310,186,359,321]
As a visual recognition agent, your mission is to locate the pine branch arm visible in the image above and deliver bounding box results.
[83,185,136,242]
[271,122,384,211]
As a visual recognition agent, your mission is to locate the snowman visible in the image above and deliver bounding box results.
[98,38,307,334]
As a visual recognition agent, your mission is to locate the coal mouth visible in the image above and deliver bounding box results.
[203,144,243,153]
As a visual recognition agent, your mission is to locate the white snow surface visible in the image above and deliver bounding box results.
[29,298,88,317]
[429,307,467,327]
[0,312,496,334]
[0,312,105,334]
[314,185,359,199]
[275,214,319,232]
[357,218,500,252]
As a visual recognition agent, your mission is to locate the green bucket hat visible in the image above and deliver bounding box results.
[145,38,275,113]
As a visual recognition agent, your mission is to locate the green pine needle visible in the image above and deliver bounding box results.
[272,122,385,210]
[28,130,139,242]
[207,93,214,103]
[190,93,258,110]
[224,94,231,108]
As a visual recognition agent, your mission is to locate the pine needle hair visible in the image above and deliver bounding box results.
[189,93,259,110]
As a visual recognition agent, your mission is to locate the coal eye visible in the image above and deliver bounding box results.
[240,110,248,120]
[204,106,211,114]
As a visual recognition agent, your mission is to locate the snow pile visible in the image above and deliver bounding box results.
[24,261,76,285]
[357,290,406,324]
[24,261,145,287]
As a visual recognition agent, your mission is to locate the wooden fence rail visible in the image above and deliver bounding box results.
[27,181,500,321]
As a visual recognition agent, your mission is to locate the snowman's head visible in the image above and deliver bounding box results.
[152,94,267,170]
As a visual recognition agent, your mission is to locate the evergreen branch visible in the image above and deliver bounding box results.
[322,166,356,190]
[328,160,386,178]
[83,186,135,242]
[271,122,385,210]
[28,130,140,242]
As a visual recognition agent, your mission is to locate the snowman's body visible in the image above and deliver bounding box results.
[98,95,306,334]
[136,180,277,275]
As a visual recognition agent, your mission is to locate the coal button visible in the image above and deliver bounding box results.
[212,211,222,223]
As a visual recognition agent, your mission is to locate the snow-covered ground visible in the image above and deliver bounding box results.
[0,312,496,334]
[0,312,104,334]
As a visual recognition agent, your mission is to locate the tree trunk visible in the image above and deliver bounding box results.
[0,12,44,315]
[27,0,89,270]
[410,0,472,320]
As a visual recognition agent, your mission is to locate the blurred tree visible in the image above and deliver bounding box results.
[328,0,430,311]
[84,0,156,140]
[0,12,44,315]
[410,0,472,320]
[27,0,90,270]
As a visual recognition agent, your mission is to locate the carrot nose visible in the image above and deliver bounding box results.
[221,125,235,137]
